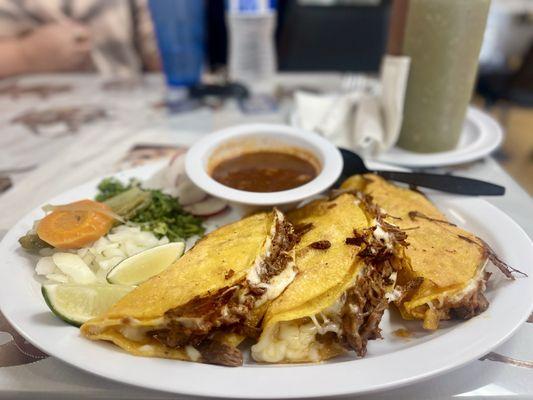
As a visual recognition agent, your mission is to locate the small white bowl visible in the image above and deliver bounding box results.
[185,123,343,206]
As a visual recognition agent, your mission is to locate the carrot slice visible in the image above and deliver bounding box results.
[37,199,114,249]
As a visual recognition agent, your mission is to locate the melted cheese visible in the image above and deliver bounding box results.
[254,261,297,307]
[386,288,402,302]
[246,209,283,286]
[185,345,201,361]
[252,293,347,362]
[139,344,155,353]
[252,322,321,363]
[246,209,297,307]
[372,218,394,249]
[385,271,400,302]
[308,294,345,335]
[119,326,151,342]
[447,262,487,303]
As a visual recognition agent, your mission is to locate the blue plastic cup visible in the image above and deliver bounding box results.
[148,0,205,87]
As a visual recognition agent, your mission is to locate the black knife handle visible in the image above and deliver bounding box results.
[375,170,506,196]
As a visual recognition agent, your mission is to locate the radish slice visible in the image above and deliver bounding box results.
[177,180,207,206]
[184,197,229,217]
[143,168,167,190]
[165,154,186,188]
[168,150,185,166]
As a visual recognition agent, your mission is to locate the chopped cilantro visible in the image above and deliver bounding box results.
[96,178,204,241]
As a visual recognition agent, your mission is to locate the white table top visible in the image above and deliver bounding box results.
[0,73,532,400]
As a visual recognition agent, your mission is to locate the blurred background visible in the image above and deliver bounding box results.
[0,0,532,193]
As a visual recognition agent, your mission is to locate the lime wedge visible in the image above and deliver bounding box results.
[106,242,185,285]
[42,284,134,327]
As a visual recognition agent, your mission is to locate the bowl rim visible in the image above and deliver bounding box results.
[185,123,343,206]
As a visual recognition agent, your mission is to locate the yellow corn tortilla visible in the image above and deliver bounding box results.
[252,194,371,363]
[341,174,487,329]
[81,210,283,361]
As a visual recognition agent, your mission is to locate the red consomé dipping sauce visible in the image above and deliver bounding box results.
[211,151,319,193]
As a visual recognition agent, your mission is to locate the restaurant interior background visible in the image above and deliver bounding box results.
[0,0,532,193]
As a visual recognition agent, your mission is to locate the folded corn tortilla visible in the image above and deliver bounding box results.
[252,193,407,363]
[341,174,497,329]
[81,209,298,366]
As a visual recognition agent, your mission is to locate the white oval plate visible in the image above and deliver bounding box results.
[0,162,532,399]
[375,107,504,168]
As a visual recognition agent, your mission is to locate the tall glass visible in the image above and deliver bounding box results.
[397,0,491,153]
[148,0,205,88]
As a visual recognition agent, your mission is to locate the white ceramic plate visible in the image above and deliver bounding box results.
[0,162,532,399]
[375,107,504,168]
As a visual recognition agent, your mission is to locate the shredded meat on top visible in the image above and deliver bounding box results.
[335,187,525,333]
[293,222,314,239]
[309,240,331,250]
[314,194,411,357]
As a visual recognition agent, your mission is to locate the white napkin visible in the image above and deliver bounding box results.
[294,55,410,156]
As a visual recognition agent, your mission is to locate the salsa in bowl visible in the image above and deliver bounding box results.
[185,124,343,206]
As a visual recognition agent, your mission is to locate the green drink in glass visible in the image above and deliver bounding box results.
[397,0,491,153]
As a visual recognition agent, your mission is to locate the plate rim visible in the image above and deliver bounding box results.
[374,106,504,168]
[0,162,532,399]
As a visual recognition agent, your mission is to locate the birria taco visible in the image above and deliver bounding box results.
[340,174,522,330]
[252,193,408,363]
[81,209,298,366]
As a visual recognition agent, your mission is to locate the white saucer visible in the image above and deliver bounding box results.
[375,107,503,168]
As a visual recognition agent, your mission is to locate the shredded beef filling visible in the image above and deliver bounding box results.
[148,212,297,367]
[409,212,525,325]
[336,186,525,332]
[309,240,331,250]
[315,204,409,358]
[422,271,491,325]
[449,290,489,320]
[354,192,509,328]
[293,222,314,238]
[334,267,390,357]
[256,214,298,282]
[148,285,256,366]
[197,339,243,367]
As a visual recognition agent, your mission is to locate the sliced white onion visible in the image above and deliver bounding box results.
[46,273,69,283]
[98,256,123,271]
[165,153,186,188]
[176,180,207,206]
[35,225,171,285]
[36,257,56,275]
[52,253,97,284]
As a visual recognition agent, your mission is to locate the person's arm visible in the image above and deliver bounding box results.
[132,0,161,72]
[0,38,30,78]
[0,21,92,79]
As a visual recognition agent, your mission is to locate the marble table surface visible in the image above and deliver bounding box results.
[0,73,532,400]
